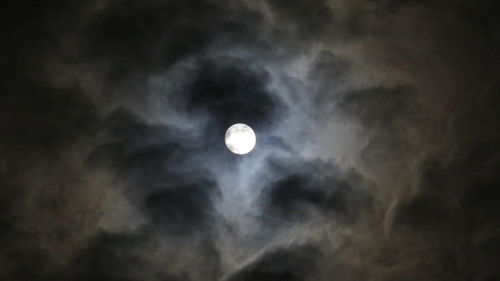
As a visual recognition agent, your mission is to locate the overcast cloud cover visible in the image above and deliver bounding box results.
[1,0,500,280]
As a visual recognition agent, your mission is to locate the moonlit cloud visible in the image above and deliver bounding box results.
[2,0,500,280]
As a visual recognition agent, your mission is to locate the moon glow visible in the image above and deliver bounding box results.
[225,123,256,155]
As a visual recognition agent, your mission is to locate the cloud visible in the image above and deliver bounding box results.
[183,58,286,133]
[226,244,322,281]
[258,159,375,224]
[2,0,500,280]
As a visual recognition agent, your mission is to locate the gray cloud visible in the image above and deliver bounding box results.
[258,159,375,225]
[2,0,500,280]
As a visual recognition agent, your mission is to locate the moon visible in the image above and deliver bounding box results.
[225,123,256,155]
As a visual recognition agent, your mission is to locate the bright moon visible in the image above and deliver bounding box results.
[225,123,256,155]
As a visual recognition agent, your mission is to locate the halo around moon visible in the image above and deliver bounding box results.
[225,123,256,155]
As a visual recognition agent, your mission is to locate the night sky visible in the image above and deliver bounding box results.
[2,0,500,280]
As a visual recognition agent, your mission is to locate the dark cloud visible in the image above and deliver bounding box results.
[88,108,221,233]
[259,160,374,224]
[2,0,500,280]
[83,0,215,75]
[226,244,322,281]
[311,50,352,85]
[387,138,500,279]
[67,232,149,281]
[374,0,424,14]
[359,135,407,166]
[267,0,366,41]
[267,0,333,36]
[81,0,271,80]
[61,230,216,281]
[337,86,415,129]
[393,192,450,231]
[144,181,218,233]
[184,58,285,132]
[0,84,99,152]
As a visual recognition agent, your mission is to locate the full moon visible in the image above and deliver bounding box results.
[225,123,256,155]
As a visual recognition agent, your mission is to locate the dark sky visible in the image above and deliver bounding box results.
[2,0,500,280]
